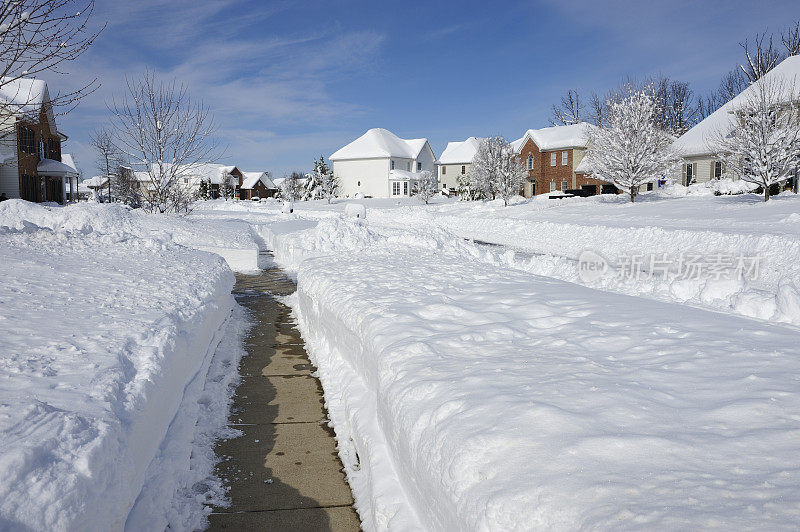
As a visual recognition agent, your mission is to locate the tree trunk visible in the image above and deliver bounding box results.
[630,188,636,202]
[765,186,770,201]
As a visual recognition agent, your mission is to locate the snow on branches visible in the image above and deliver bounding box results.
[411,170,438,204]
[467,136,525,205]
[585,86,680,202]
[713,76,800,201]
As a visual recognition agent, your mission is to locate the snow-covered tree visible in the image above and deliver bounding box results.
[584,87,680,202]
[456,172,479,201]
[219,171,234,200]
[197,179,210,200]
[313,156,339,204]
[301,171,320,201]
[411,170,438,204]
[111,164,141,208]
[467,136,524,205]
[495,150,527,206]
[109,70,220,213]
[713,77,800,201]
[280,171,303,201]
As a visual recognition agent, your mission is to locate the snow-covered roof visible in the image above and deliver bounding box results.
[0,77,48,115]
[674,55,800,157]
[512,122,596,152]
[438,137,484,164]
[388,169,419,181]
[241,171,277,190]
[61,154,77,173]
[183,163,237,184]
[574,156,593,174]
[37,158,79,177]
[80,175,109,188]
[330,128,430,161]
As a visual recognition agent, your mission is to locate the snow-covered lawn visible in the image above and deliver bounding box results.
[0,201,251,530]
[194,190,800,530]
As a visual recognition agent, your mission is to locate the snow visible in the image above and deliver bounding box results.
[37,158,80,176]
[330,128,429,160]
[511,122,596,152]
[438,137,483,165]
[241,171,276,190]
[0,200,242,531]
[227,191,800,530]
[673,55,800,157]
[0,77,47,114]
[388,168,418,180]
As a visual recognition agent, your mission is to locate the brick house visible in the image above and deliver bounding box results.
[0,78,78,203]
[511,122,605,197]
[240,171,278,200]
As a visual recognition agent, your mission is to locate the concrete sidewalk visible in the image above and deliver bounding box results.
[208,268,360,531]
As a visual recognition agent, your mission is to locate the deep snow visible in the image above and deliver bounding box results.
[0,200,249,531]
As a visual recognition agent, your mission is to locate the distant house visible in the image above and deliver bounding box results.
[133,163,243,199]
[330,128,436,198]
[672,55,800,186]
[511,123,603,197]
[437,137,483,194]
[240,171,277,199]
[0,77,78,203]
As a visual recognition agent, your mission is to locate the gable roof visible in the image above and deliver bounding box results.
[673,55,800,157]
[0,77,57,132]
[438,137,484,164]
[330,128,429,160]
[241,171,277,190]
[511,122,596,152]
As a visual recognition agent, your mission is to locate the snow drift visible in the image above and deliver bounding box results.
[0,201,237,530]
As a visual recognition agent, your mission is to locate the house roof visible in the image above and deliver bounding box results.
[184,163,237,184]
[388,169,419,181]
[241,171,277,190]
[511,122,596,152]
[330,128,429,160]
[61,154,78,173]
[0,77,48,115]
[37,158,79,177]
[81,175,109,188]
[438,137,484,165]
[673,55,800,157]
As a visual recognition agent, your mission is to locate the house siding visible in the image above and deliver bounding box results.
[334,158,391,198]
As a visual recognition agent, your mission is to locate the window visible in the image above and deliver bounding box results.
[18,126,36,154]
[714,161,722,179]
[685,163,694,184]
[392,182,401,195]
[357,180,361,186]
[21,174,39,202]
[562,151,568,165]
[527,154,533,170]
[442,166,446,175]
[461,165,466,174]
[184,178,189,184]
[561,180,568,191]
[46,138,61,161]
[406,161,411,171]
[391,160,395,170]
[550,152,556,166]
[550,181,556,192]
[403,181,408,195]
[417,162,422,171]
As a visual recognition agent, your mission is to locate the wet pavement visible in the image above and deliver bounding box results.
[208,262,360,531]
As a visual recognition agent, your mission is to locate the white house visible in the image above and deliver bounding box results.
[437,137,483,193]
[330,128,436,198]
[672,55,800,185]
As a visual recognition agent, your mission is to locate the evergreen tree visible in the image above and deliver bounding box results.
[197,179,209,200]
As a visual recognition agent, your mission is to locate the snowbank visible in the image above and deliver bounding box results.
[268,217,800,530]
[0,201,237,530]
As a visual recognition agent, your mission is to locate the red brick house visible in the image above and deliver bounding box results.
[240,171,277,200]
[511,123,606,197]
[0,78,78,203]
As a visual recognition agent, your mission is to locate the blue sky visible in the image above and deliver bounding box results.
[53,0,799,177]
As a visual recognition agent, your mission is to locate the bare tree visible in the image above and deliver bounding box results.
[588,92,606,127]
[713,77,800,201]
[550,89,583,126]
[89,126,122,202]
[585,86,680,202]
[108,70,220,213]
[411,170,438,204]
[782,20,800,56]
[740,31,782,83]
[0,0,104,118]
